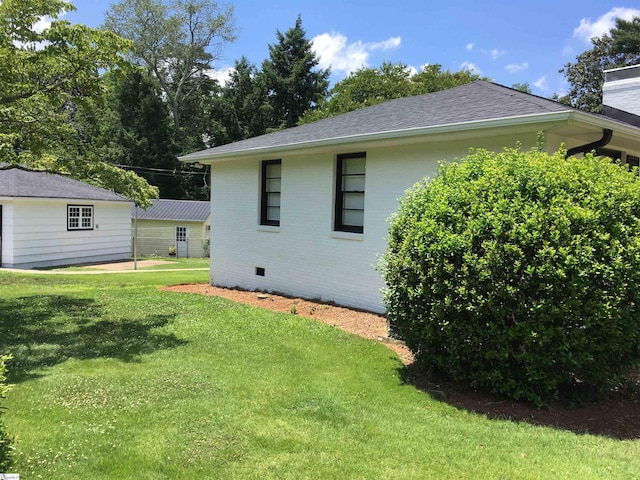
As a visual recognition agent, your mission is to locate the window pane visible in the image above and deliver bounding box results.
[343,175,365,192]
[266,178,281,193]
[267,163,281,178]
[343,209,364,227]
[267,206,280,222]
[343,157,366,175]
[343,192,364,210]
[268,192,280,207]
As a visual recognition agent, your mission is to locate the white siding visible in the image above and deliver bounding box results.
[2,198,131,268]
[603,68,640,117]
[210,132,542,313]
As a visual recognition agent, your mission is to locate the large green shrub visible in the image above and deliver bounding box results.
[0,354,12,471]
[382,147,640,406]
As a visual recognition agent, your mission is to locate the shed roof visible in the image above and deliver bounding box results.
[132,199,210,222]
[0,165,129,202]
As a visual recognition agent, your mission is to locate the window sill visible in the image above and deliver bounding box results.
[331,231,364,241]
[257,225,280,233]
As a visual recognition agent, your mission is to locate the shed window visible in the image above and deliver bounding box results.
[68,205,94,231]
[261,160,281,226]
[335,152,365,233]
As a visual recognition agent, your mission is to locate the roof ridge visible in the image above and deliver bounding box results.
[476,81,572,113]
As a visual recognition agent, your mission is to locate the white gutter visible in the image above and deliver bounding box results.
[180,110,640,163]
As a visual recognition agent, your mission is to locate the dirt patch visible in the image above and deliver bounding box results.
[162,283,640,440]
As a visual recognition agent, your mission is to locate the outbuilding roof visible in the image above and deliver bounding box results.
[180,80,640,163]
[0,165,129,202]
[132,199,210,222]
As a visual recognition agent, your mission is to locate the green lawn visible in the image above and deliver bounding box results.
[0,270,638,479]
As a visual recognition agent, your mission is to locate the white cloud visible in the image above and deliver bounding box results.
[32,16,52,33]
[573,7,640,42]
[466,42,474,51]
[505,62,529,73]
[459,61,482,75]
[480,48,506,60]
[312,32,401,75]
[533,75,548,91]
[13,16,53,49]
[207,66,234,86]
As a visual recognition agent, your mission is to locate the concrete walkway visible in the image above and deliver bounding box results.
[0,259,209,275]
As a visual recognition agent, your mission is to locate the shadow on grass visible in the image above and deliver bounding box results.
[0,295,186,382]
[399,363,640,441]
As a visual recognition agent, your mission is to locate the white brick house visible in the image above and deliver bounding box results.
[181,80,640,313]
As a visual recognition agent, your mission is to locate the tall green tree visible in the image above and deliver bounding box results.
[558,16,640,112]
[0,0,158,206]
[300,63,481,124]
[104,0,236,131]
[209,56,271,145]
[114,70,184,199]
[0,0,128,162]
[261,15,330,129]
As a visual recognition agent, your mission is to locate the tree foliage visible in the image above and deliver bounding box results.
[261,15,330,129]
[109,70,183,198]
[0,0,129,161]
[0,0,158,206]
[559,16,640,112]
[300,63,481,124]
[382,147,640,406]
[209,56,270,145]
[104,0,236,130]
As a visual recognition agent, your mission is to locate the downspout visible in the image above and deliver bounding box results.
[565,129,613,158]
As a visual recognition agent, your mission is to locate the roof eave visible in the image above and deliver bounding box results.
[179,110,640,164]
[178,111,574,163]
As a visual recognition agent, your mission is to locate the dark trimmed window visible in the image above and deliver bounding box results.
[261,160,281,226]
[67,205,94,231]
[335,152,366,233]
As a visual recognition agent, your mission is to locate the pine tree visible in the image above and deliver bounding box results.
[209,56,271,145]
[114,70,184,199]
[261,16,329,129]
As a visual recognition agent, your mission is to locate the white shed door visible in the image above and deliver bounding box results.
[176,226,189,257]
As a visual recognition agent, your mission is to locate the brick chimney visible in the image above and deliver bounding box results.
[603,65,640,116]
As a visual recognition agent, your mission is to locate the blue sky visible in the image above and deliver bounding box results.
[64,1,640,97]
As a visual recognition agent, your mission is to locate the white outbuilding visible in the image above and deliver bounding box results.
[0,165,132,269]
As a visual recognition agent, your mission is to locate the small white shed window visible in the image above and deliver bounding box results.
[68,205,94,231]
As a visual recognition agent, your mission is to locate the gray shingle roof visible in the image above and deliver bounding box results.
[181,81,574,160]
[0,166,129,202]
[132,199,210,222]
